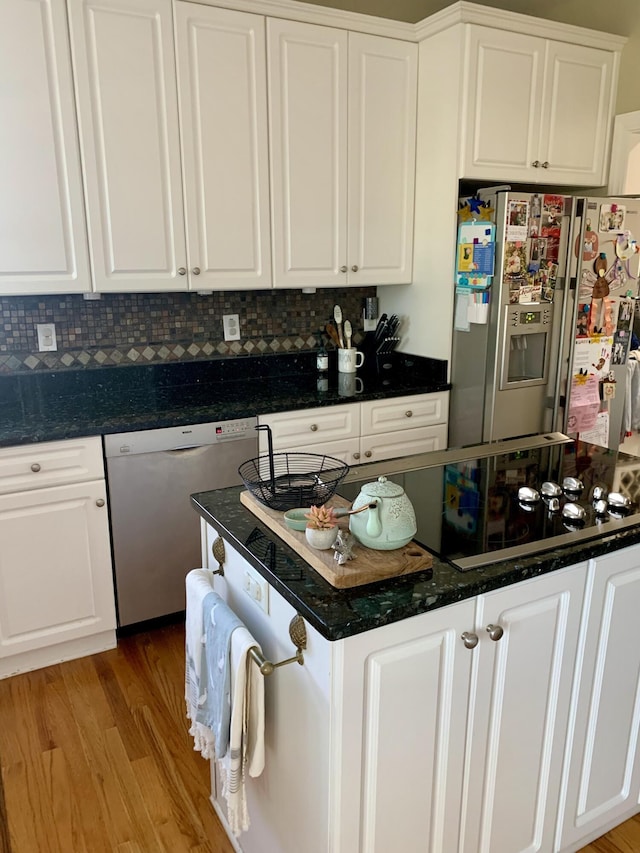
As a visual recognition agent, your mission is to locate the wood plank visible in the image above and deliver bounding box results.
[240,489,433,588]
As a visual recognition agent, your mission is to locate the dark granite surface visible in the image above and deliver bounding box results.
[0,352,449,447]
[191,481,640,642]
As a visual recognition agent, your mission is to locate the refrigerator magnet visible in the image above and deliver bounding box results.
[506,200,529,242]
[599,204,626,232]
[575,220,599,261]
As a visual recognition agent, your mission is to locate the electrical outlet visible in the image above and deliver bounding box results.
[36,323,57,352]
[223,313,240,341]
[242,567,269,614]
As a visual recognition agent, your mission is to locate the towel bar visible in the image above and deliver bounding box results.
[248,614,307,676]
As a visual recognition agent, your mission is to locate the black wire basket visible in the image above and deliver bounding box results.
[238,451,349,511]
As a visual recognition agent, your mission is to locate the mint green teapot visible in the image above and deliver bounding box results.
[349,476,417,550]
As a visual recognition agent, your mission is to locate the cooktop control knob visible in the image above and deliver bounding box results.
[518,486,540,504]
[541,481,562,499]
[562,477,584,496]
[562,502,586,526]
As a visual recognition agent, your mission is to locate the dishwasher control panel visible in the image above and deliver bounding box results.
[214,417,256,441]
[103,417,258,457]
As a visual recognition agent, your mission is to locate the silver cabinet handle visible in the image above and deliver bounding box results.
[31,463,41,473]
[405,410,413,418]
[364,450,372,458]
[95,498,105,507]
[486,624,504,641]
[340,265,348,273]
[531,160,540,168]
[192,267,201,275]
[461,631,479,649]
[541,161,549,169]
[353,452,361,460]
[178,267,186,275]
[351,265,359,272]
[310,424,318,432]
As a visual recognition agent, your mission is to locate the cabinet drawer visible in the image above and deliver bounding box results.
[258,404,360,452]
[361,392,448,435]
[0,437,104,494]
[360,424,447,463]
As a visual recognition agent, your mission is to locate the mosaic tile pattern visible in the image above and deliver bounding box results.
[0,288,374,372]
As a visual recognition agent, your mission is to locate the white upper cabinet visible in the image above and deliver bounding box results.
[0,0,90,296]
[174,3,271,290]
[69,0,271,292]
[268,19,417,288]
[68,0,186,292]
[462,27,615,186]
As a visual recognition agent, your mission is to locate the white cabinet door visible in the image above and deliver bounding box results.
[462,28,614,187]
[268,21,417,288]
[0,0,90,296]
[462,565,586,853]
[174,4,271,290]
[268,18,348,288]
[337,598,476,853]
[0,480,116,666]
[539,41,613,186]
[462,27,544,182]
[68,0,187,292]
[558,551,640,851]
[347,33,417,286]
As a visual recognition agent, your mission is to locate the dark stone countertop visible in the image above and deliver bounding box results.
[191,480,640,642]
[0,351,449,447]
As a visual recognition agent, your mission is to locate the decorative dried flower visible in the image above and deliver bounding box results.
[304,504,338,530]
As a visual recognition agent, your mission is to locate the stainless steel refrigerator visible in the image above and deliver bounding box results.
[449,188,640,450]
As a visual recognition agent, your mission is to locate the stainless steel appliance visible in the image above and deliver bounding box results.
[104,417,257,627]
[449,188,640,449]
[341,432,640,572]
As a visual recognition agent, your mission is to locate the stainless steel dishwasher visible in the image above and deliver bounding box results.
[104,417,257,627]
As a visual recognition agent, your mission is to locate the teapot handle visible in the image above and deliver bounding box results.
[366,498,382,538]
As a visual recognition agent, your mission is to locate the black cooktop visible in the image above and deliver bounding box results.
[341,434,640,571]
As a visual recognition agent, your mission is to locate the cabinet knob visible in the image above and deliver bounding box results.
[353,452,361,460]
[364,450,372,458]
[192,267,200,275]
[340,265,348,273]
[486,623,504,641]
[541,161,549,169]
[95,498,105,508]
[351,265,359,272]
[531,160,540,168]
[461,631,479,649]
[30,463,41,473]
[177,267,187,275]
[405,410,413,418]
[310,423,318,432]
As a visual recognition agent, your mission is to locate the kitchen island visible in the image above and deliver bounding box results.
[191,434,640,853]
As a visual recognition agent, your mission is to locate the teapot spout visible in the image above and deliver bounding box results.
[365,498,382,538]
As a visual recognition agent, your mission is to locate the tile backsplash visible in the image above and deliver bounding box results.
[0,288,374,373]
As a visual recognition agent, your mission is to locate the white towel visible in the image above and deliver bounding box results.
[218,626,266,836]
[185,568,217,759]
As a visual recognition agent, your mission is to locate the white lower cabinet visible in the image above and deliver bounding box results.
[201,524,605,853]
[258,392,448,464]
[0,437,116,678]
[557,550,640,852]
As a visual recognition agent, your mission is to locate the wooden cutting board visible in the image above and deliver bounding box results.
[240,490,433,589]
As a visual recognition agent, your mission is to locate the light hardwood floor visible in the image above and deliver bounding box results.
[0,623,234,853]
[0,621,638,853]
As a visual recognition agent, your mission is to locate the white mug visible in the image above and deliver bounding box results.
[338,347,365,374]
[338,372,363,397]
